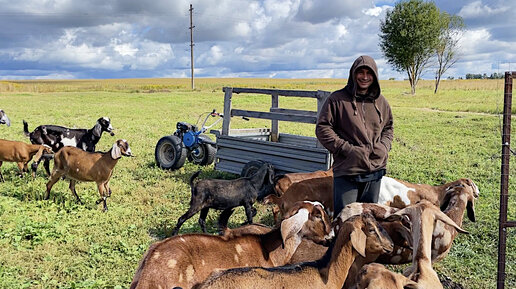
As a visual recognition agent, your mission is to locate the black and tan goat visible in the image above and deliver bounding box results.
[171,162,274,235]
[194,213,393,289]
[45,139,132,211]
[0,110,10,126]
[130,201,333,289]
[0,139,52,181]
[23,117,115,175]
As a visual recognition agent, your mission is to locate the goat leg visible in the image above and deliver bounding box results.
[105,183,112,197]
[102,197,108,211]
[16,162,25,178]
[31,161,38,178]
[96,183,109,211]
[43,158,51,177]
[0,162,4,182]
[198,208,209,233]
[218,208,235,235]
[171,207,200,236]
[69,180,83,204]
[242,203,255,225]
[45,172,62,200]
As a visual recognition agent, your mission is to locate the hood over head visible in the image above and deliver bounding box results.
[345,55,383,121]
[346,55,381,100]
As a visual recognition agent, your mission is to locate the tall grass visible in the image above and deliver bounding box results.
[0,78,514,288]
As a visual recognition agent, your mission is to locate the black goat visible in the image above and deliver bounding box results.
[171,163,275,236]
[0,110,10,126]
[23,117,115,175]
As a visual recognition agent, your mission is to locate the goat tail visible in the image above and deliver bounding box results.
[189,170,202,189]
[23,120,30,137]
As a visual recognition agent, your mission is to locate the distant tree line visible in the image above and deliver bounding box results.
[465,73,505,79]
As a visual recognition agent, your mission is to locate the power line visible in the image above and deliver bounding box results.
[189,4,195,90]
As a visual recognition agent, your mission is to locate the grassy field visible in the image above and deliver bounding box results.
[0,78,514,288]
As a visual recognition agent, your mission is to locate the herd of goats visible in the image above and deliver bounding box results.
[0,109,480,289]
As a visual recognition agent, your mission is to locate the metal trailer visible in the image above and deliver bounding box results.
[211,87,332,176]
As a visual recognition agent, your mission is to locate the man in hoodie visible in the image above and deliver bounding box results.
[316,55,393,216]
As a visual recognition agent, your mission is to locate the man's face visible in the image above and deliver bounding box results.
[355,67,374,92]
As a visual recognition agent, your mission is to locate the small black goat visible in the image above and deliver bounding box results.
[23,117,115,175]
[0,110,10,126]
[171,163,275,236]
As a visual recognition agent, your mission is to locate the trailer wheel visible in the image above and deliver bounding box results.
[189,143,216,166]
[241,160,268,177]
[155,135,187,170]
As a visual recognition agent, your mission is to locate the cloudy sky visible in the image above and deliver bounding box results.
[0,0,514,80]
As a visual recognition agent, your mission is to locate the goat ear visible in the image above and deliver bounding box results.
[403,279,419,289]
[111,143,121,159]
[467,200,476,222]
[433,207,469,234]
[394,221,413,249]
[280,208,309,247]
[93,123,102,137]
[350,228,367,257]
[4,115,10,127]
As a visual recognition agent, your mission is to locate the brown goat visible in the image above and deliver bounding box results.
[288,202,409,267]
[193,213,393,289]
[0,139,52,181]
[389,200,468,289]
[273,168,333,196]
[45,139,132,211]
[130,201,333,289]
[376,184,478,264]
[352,263,418,289]
[265,175,333,222]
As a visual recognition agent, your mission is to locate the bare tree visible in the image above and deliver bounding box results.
[434,13,464,94]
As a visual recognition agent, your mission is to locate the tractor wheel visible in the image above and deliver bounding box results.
[241,160,268,177]
[188,135,216,166]
[155,135,187,170]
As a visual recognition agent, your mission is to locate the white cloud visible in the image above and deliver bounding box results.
[459,28,492,55]
[364,7,382,17]
[458,1,509,18]
[1,0,515,79]
[198,45,224,66]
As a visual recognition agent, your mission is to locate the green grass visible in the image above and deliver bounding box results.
[0,78,514,288]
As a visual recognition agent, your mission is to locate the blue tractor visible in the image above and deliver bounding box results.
[155,110,222,170]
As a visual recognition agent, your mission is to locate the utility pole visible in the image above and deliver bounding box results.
[189,4,195,90]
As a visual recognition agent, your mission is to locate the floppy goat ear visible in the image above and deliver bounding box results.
[280,208,309,248]
[350,227,367,257]
[93,123,102,137]
[111,142,121,159]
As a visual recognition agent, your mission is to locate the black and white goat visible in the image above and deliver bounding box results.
[0,110,10,127]
[23,117,115,175]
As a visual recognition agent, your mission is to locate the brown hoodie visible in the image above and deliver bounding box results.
[316,55,393,177]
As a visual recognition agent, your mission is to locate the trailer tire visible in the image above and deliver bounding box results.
[241,160,268,177]
[155,135,187,170]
